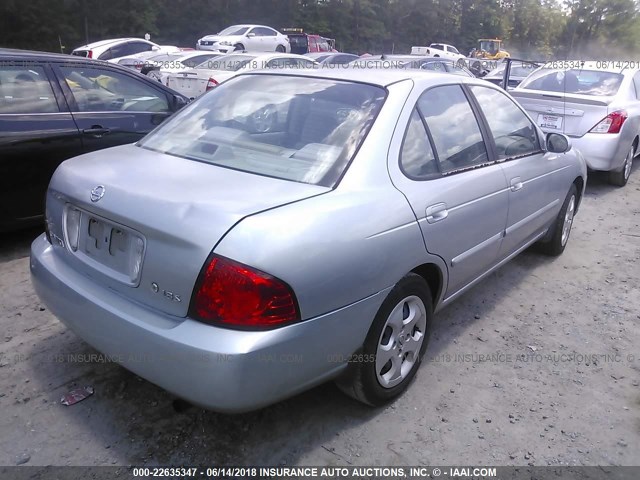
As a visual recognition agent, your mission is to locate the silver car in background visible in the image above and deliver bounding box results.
[31,69,586,412]
[511,62,640,186]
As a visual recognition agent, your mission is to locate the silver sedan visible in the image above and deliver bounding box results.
[511,62,640,186]
[31,68,586,412]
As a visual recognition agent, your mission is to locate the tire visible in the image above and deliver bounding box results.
[336,273,432,406]
[234,43,245,52]
[538,184,578,256]
[276,44,286,53]
[608,145,634,187]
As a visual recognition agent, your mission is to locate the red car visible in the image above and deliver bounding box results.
[283,28,337,55]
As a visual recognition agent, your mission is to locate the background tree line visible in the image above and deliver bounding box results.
[1,0,640,59]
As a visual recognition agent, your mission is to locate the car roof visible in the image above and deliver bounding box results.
[239,66,486,88]
[0,47,182,72]
[227,24,272,29]
[72,38,151,50]
[0,47,98,62]
[251,53,316,61]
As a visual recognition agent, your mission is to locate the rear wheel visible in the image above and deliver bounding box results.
[538,184,577,256]
[336,273,432,406]
[608,145,634,187]
[276,44,286,52]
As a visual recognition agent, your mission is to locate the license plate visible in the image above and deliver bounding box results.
[67,209,145,285]
[178,78,197,91]
[538,113,563,130]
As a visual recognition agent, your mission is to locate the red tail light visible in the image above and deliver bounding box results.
[590,110,627,134]
[190,255,300,329]
[87,50,93,59]
[206,77,218,91]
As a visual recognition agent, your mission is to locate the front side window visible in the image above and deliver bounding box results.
[0,65,58,114]
[417,85,488,173]
[218,26,249,36]
[254,27,276,37]
[59,66,169,113]
[139,75,386,187]
[470,86,539,159]
[400,109,437,178]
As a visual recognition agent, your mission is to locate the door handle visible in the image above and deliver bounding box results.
[426,203,448,224]
[510,177,523,192]
[82,126,111,138]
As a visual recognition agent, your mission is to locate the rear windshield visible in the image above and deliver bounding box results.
[195,54,256,71]
[138,75,386,187]
[519,69,623,96]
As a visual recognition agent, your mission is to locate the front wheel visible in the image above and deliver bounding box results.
[538,184,578,256]
[336,273,432,406]
[234,43,245,52]
[609,145,634,187]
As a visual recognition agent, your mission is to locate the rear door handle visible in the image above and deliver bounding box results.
[82,126,111,138]
[510,177,523,192]
[426,203,448,224]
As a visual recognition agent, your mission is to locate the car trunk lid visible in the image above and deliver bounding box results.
[47,144,329,317]
[511,89,614,137]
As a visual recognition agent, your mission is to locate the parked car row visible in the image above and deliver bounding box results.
[5,27,638,413]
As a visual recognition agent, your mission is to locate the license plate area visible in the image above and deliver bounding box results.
[64,205,146,286]
[537,113,563,130]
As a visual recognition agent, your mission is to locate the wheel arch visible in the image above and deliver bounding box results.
[573,175,585,213]
[410,262,444,310]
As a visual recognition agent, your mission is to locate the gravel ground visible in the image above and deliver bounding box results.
[0,168,639,467]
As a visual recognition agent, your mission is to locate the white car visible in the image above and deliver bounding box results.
[144,51,225,84]
[71,38,176,62]
[425,43,466,61]
[196,25,290,53]
[167,53,317,98]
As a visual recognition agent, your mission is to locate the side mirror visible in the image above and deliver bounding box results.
[151,45,160,51]
[247,32,256,38]
[170,94,189,111]
[546,133,571,153]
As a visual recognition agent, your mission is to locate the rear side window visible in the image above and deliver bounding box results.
[520,69,623,96]
[59,66,169,113]
[72,50,90,57]
[400,109,438,178]
[417,85,488,173]
[0,65,59,114]
[469,85,539,159]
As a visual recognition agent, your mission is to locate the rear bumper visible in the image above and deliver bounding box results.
[570,133,629,172]
[30,235,387,412]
